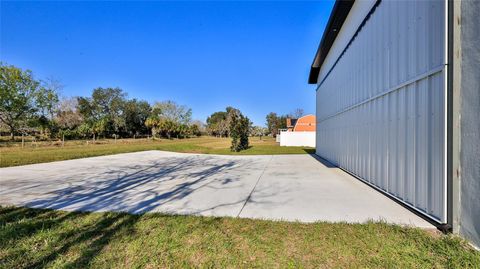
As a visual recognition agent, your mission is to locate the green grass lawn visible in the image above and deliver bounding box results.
[0,207,478,268]
[0,136,314,167]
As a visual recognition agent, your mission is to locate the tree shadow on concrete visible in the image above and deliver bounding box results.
[23,154,284,216]
[25,155,257,214]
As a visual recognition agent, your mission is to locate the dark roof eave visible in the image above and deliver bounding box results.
[308,0,355,84]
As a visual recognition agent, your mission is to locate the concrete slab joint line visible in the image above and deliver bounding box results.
[237,155,274,217]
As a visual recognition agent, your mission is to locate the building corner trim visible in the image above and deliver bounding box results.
[448,0,462,234]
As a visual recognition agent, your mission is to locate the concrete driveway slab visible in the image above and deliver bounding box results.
[0,151,433,228]
[0,151,270,217]
[239,155,430,226]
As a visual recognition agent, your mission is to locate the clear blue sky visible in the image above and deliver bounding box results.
[0,1,334,126]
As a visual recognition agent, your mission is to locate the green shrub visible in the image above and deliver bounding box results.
[229,110,250,152]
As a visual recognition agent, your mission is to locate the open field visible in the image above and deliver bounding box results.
[1,207,479,268]
[0,136,314,168]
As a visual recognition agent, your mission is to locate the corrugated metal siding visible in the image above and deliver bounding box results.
[316,0,447,222]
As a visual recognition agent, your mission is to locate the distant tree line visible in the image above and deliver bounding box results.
[1,62,296,152]
[0,63,202,140]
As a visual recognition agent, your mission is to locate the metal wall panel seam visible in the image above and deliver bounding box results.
[318,64,445,124]
[443,0,449,226]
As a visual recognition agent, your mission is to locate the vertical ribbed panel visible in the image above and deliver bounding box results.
[316,0,446,222]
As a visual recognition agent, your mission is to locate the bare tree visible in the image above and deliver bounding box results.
[151,100,192,125]
[191,120,206,134]
[289,108,304,119]
[40,76,63,119]
[55,97,83,129]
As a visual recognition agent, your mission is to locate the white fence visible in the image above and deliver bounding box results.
[279,131,315,147]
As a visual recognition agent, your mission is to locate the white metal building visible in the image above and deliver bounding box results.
[309,0,479,247]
